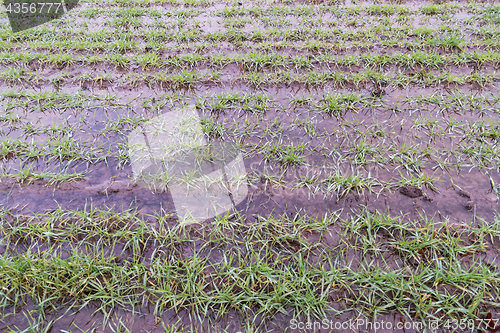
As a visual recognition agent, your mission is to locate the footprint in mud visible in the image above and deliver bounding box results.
[464,201,475,211]
[84,180,137,195]
[399,186,423,198]
[455,189,475,211]
[457,190,471,199]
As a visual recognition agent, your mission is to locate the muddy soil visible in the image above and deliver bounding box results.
[1,0,500,331]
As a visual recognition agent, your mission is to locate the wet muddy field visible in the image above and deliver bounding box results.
[1,0,500,331]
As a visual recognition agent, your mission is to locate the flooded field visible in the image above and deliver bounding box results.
[1,0,500,331]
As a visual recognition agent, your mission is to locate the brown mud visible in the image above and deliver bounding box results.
[1,0,500,331]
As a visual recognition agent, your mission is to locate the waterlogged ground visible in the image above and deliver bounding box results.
[1,0,500,332]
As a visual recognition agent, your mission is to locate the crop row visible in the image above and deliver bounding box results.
[3,68,497,90]
[3,25,500,49]
[7,3,491,18]
[1,208,499,326]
